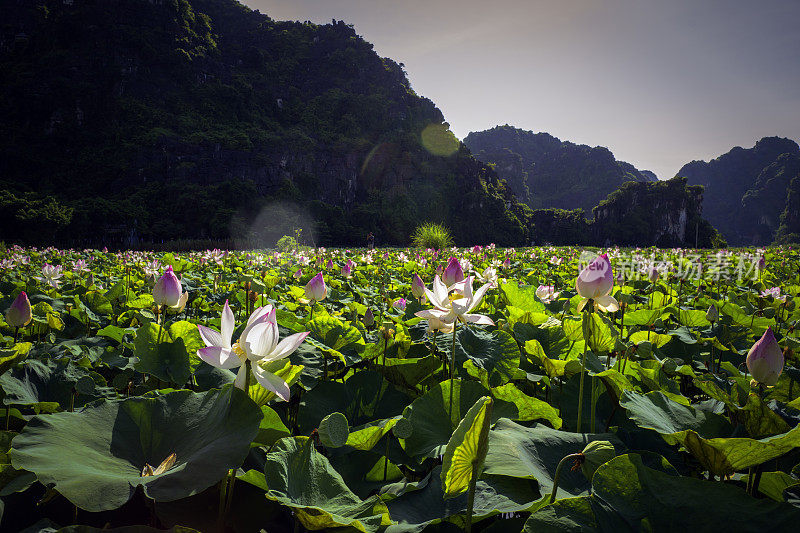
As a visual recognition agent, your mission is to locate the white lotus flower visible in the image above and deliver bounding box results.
[197,301,309,401]
[415,275,494,327]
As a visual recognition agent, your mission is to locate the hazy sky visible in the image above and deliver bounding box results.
[247,0,800,178]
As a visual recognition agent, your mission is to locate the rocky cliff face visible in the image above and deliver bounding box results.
[677,137,800,245]
[591,178,720,247]
[0,0,530,246]
[463,125,657,213]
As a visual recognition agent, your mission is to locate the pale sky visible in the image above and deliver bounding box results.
[246,0,800,178]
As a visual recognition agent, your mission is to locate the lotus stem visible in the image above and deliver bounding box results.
[383,433,390,481]
[549,453,585,503]
[449,322,458,420]
[589,377,596,433]
[464,461,480,533]
[577,342,588,433]
[13,326,19,344]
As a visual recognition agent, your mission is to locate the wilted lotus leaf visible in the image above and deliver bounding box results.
[11,387,261,511]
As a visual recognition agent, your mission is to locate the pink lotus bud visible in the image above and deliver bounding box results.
[153,266,183,307]
[746,327,784,386]
[706,304,719,323]
[411,273,426,299]
[363,308,374,327]
[326,259,333,269]
[648,266,659,283]
[305,272,327,302]
[393,298,407,312]
[758,256,766,270]
[443,257,464,287]
[576,254,614,299]
[293,268,302,279]
[6,291,32,328]
[502,258,511,269]
[342,260,354,278]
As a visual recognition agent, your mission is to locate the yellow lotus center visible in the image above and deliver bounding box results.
[232,340,248,364]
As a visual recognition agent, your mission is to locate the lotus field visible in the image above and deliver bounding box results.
[3,244,800,532]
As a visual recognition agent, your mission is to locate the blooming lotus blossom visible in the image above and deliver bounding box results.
[142,260,161,277]
[197,301,309,401]
[576,254,618,312]
[392,298,407,312]
[746,327,784,386]
[305,272,327,302]
[36,264,63,289]
[153,266,187,309]
[72,259,90,273]
[442,257,465,287]
[415,275,494,326]
[474,266,498,288]
[6,291,32,328]
[536,285,560,304]
[761,287,786,302]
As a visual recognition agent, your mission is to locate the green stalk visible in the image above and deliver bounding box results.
[549,453,585,503]
[449,322,459,420]
[464,461,480,533]
[577,342,588,433]
[589,376,596,433]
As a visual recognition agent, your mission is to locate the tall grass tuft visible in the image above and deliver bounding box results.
[411,223,454,250]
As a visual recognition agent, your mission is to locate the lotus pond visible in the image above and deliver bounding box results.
[1,245,800,532]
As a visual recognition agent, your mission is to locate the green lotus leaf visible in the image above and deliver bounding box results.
[619,390,733,444]
[133,323,191,386]
[401,380,517,459]
[441,396,492,498]
[483,419,625,499]
[0,358,104,412]
[455,327,520,385]
[385,465,540,533]
[499,282,546,314]
[262,436,390,533]
[524,453,800,532]
[10,387,261,511]
[491,383,562,428]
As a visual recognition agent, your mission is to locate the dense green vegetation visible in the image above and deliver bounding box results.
[463,125,657,213]
[1,245,800,531]
[0,0,530,247]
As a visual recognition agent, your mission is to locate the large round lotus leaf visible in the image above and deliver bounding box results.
[523,453,800,532]
[483,419,625,499]
[263,436,390,532]
[10,386,262,511]
[401,380,517,459]
[384,465,539,533]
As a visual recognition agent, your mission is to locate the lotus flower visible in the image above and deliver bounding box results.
[536,285,560,304]
[576,254,618,312]
[647,265,659,283]
[197,301,309,401]
[415,275,494,326]
[36,264,63,289]
[474,266,498,288]
[363,308,374,327]
[153,266,186,309]
[341,259,354,278]
[442,257,464,287]
[305,272,327,302]
[5,291,32,328]
[293,268,302,280]
[706,304,719,323]
[72,259,90,273]
[411,273,426,300]
[746,327,784,386]
[392,298,407,312]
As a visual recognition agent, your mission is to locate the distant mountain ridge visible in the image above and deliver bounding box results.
[676,137,800,245]
[463,125,657,213]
